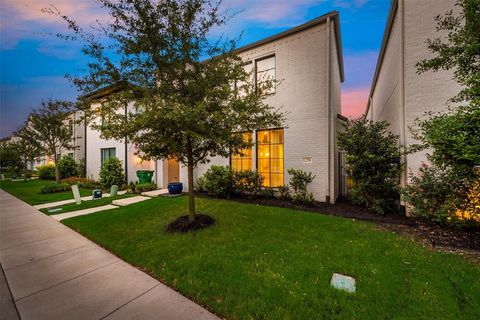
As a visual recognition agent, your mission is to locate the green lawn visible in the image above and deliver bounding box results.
[0,179,93,205]
[63,196,480,320]
[40,194,135,215]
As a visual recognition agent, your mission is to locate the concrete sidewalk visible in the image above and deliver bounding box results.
[0,189,219,320]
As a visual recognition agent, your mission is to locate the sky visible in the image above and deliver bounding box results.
[0,0,391,139]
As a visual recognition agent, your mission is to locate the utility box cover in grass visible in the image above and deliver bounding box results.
[330,273,356,293]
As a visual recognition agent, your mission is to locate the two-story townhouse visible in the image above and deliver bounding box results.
[83,11,345,203]
[365,0,461,188]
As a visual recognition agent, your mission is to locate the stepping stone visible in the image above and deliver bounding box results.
[52,205,118,221]
[330,273,356,293]
[47,208,63,213]
[141,188,169,197]
[112,196,150,206]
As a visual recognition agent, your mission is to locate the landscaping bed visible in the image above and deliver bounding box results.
[63,196,480,320]
[211,194,480,252]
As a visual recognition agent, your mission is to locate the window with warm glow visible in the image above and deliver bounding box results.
[231,132,253,171]
[257,129,283,187]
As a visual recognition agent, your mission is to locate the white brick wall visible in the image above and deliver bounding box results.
[368,0,460,183]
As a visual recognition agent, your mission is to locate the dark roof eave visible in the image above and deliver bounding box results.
[365,0,399,115]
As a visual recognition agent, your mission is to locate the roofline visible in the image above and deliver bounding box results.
[365,0,398,115]
[80,11,345,101]
[337,113,348,122]
[78,82,130,103]
[234,10,344,82]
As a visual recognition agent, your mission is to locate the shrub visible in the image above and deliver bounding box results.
[58,156,79,178]
[41,182,71,194]
[132,182,157,193]
[37,164,56,180]
[277,186,291,200]
[196,165,234,198]
[338,118,401,214]
[287,168,316,206]
[452,179,480,226]
[403,164,476,224]
[76,158,86,178]
[61,177,100,189]
[99,157,125,189]
[233,170,264,197]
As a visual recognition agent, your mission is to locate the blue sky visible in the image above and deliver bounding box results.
[0,0,391,138]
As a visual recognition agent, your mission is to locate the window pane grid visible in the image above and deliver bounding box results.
[231,132,253,172]
[256,129,284,187]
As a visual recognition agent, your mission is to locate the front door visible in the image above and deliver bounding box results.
[167,159,179,183]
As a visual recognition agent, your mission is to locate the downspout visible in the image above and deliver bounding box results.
[124,104,128,183]
[325,16,332,203]
[399,0,408,213]
[84,110,87,178]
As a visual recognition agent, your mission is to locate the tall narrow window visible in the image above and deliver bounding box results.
[231,132,253,171]
[256,55,276,94]
[257,129,284,187]
[101,148,116,164]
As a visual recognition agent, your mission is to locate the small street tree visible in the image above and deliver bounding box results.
[0,142,22,175]
[52,0,284,223]
[10,127,43,182]
[338,118,402,215]
[25,100,76,182]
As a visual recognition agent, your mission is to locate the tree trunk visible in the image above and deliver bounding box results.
[23,161,28,182]
[54,155,60,182]
[187,162,196,223]
[186,138,196,223]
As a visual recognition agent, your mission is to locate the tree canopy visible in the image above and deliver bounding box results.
[25,100,77,182]
[54,0,284,222]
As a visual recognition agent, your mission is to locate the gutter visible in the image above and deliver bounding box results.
[326,16,332,203]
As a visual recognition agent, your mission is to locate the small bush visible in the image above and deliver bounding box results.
[58,156,79,178]
[41,182,71,194]
[37,164,56,180]
[197,165,234,198]
[76,158,86,178]
[132,182,157,193]
[403,164,474,224]
[233,170,264,197]
[277,186,291,200]
[61,177,100,189]
[287,168,316,206]
[259,187,275,199]
[99,157,125,189]
[452,179,480,226]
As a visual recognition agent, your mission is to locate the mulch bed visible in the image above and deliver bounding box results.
[197,193,480,255]
[165,214,215,233]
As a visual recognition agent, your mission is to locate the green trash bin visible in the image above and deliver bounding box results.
[136,170,154,184]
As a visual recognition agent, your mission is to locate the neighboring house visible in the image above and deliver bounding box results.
[366,0,461,187]
[59,111,86,163]
[83,11,345,203]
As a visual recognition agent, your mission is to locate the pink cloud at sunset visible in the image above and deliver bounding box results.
[341,86,370,119]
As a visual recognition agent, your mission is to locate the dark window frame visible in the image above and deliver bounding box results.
[101,147,116,164]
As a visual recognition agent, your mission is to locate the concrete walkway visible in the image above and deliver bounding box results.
[51,205,119,221]
[33,191,127,210]
[0,189,219,320]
